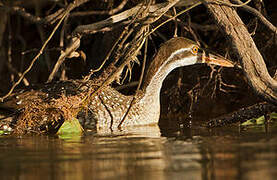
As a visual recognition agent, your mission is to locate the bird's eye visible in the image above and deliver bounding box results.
[191,46,199,54]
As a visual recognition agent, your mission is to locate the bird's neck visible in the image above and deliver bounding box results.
[141,48,197,103]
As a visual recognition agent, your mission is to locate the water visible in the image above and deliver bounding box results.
[0,120,277,180]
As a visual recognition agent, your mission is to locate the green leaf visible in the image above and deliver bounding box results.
[57,117,83,136]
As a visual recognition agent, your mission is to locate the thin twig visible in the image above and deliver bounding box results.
[173,7,178,37]
[118,36,148,128]
[47,36,81,82]
[146,1,202,37]
[6,62,29,86]
[71,0,128,16]
[83,28,131,81]
[98,95,114,129]
[73,1,179,36]
[0,3,74,102]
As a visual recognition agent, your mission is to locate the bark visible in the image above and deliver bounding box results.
[204,0,277,105]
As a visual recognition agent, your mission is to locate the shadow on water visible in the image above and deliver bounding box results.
[1,118,277,180]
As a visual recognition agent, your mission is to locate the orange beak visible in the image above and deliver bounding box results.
[200,51,235,68]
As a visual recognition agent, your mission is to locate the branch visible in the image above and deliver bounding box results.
[47,36,81,82]
[73,2,179,36]
[232,0,277,34]
[203,0,277,105]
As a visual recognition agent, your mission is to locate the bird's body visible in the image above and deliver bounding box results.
[0,37,235,134]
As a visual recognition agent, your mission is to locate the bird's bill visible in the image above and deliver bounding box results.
[200,51,235,67]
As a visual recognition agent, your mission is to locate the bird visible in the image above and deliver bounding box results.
[0,37,235,134]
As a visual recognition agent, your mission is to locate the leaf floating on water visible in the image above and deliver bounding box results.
[57,117,83,140]
[0,130,4,136]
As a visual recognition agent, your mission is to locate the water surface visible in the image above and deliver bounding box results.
[0,120,277,180]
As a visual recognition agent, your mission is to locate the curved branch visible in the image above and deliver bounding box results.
[232,0,277,34]
[204,0,277,105]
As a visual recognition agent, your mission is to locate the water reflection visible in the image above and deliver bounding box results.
[0,121,277,180]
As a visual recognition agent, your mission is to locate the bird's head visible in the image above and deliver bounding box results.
[162,37,235,68]
[142,37,236,91]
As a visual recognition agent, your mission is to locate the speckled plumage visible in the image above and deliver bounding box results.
[86,86,159,130]
[84,37,199,130]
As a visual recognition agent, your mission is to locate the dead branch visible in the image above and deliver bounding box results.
[45,0,90,24]
[232,0,277,35]
[71,0,128,16]
[6,61,29,87]
[73,2,179,36]
[47,36,81,82]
